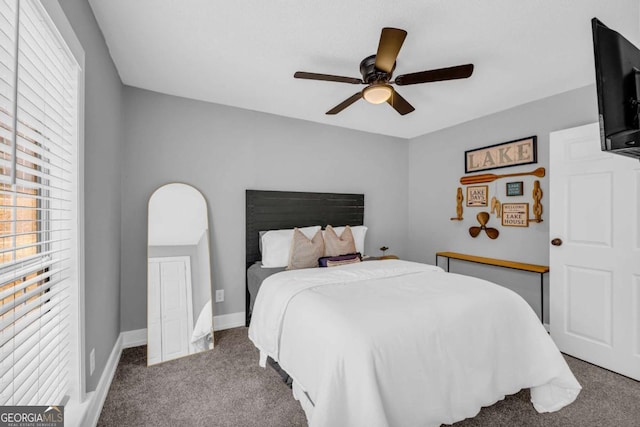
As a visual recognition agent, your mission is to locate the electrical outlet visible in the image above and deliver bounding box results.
[215,289,224,302]
[90,348,95,376]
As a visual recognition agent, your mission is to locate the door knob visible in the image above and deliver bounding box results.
[551,238,563,246]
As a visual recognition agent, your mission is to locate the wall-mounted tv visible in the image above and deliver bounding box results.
[592,18,640,160]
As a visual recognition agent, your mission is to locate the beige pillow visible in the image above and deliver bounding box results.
[324,225,357,257]
[287,228,325,270]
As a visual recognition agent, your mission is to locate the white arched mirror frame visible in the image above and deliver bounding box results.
[147,183,214,366]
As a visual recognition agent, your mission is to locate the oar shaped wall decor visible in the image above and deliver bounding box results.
[469,212,499,239]
[460,167,545,185]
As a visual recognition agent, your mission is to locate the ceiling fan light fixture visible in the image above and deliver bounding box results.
[363,84,393,104]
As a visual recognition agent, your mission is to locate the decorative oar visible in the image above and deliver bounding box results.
[460,167,545,185]
[469,212,499,239]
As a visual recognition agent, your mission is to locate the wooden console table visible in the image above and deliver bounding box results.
[435,252,549,321]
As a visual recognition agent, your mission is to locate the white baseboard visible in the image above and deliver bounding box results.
[122,328,147,348]
[118,312,245,348]
[213,311,245,331]
[81,333,123,427]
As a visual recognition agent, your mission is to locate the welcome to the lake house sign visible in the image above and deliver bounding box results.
[465,136,537,173]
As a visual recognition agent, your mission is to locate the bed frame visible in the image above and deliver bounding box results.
[245,189,365,326]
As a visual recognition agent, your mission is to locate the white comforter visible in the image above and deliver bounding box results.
[248,260,580,427]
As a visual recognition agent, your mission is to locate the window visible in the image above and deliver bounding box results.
[0,0,80,406]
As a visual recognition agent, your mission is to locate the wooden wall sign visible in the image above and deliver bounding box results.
[465,136,537,173]
[466,185,488,207]
[501,203,529,227]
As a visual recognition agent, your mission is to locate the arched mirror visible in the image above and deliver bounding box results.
[147,183,214,366]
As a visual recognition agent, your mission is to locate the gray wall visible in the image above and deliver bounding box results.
[120,87,409,331]
[406,85,599,323]
[57,0,124,391]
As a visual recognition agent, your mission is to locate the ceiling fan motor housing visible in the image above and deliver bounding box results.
[360,54,394,83]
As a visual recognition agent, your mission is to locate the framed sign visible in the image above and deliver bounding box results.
[466,185,488,207]
[506,181,524,196]
[465,136,537,173]
[501,203,529,227]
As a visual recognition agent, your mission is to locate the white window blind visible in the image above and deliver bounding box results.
[0,0,78,406]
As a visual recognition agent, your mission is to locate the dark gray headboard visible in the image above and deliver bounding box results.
[245,190,364,324]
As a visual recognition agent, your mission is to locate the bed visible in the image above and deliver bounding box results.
[245,190,580,427]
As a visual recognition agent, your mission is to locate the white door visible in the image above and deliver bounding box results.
[147,257,194,363]
[550,122,640,380]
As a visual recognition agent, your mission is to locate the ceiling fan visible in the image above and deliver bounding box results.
[294,27,474,116]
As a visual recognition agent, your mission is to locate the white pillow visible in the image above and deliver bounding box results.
[261,226,321,268]
[324,225,368,255]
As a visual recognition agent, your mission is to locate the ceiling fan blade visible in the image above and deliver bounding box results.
[374,27,407,74]
[326,92,362,115]
[395,64,474,86]
[294,71,363,84]
[386,89,415,115]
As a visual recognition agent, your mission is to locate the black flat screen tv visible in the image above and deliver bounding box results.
[592,18,640,160]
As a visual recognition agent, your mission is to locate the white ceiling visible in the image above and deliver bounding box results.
[88,0,639,139]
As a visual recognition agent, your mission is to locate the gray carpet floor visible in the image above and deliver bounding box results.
[98,327,640,427]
